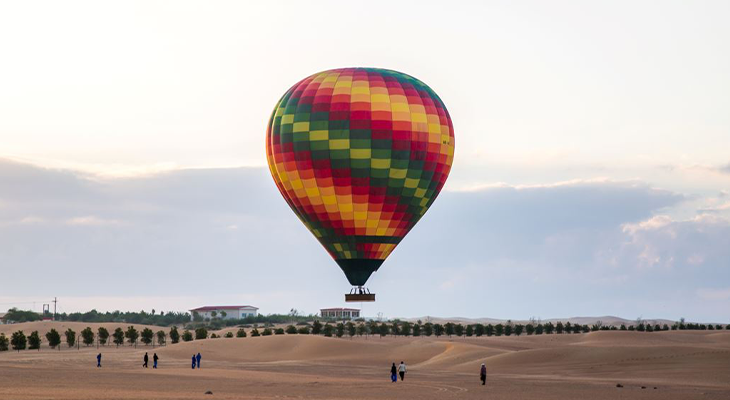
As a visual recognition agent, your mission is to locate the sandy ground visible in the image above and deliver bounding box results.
[1,323,729,399]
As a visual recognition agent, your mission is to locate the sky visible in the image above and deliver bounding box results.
[0,1,729,321]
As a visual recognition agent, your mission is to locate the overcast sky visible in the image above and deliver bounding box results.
[1,1,729,321]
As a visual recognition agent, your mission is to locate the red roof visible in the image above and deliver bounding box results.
[190,305,258,311]
[320,308,360,312]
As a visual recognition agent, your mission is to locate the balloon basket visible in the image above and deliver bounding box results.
[345,287,375,302]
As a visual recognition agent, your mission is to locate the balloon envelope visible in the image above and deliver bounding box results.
[266,68,454,286]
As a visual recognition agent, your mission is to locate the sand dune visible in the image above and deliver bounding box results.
[1,323,728,399]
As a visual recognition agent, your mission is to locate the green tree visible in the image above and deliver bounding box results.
[433,324,445,337]
[195,327,208,340]
[346,322,356,338]
[514,324,524,336]
[46,329,61,348]
[465,324,474,337]
[494,324,504,336]
[454,324,465,337]
[182,330,194,341]
[81,327,95,346]
[412,323,421,337]
[525,324,535,335]
[474,324,484,337]
[556,322,564,334]
[2,308,42,323]
[112,328,125,347]
[504,323,513,336]
[312,320,323,335]
[286,325,298,334]
[125,326,138,346]
[544,322,554,334]
[323,324,334,337]
[156,330,167,346]
[0,333,8,351]
[28,331,41,350]
[97,327,109,346]
[169,326,180,344]
[65,328,76,348]
[379,323,390,337]
[236,328,247,337]
[423,323,434,336]
[336,323,345,338]
[444,323,455,337]
[140,328,154,345]
[485,324,494,336]
[11,330,27,351]
[535,324,544,335]
[210,311,218,319]
[564,322,572,333]
[401,321,412,336]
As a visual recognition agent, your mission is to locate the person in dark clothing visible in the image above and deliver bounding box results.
[192,355,196,369]
[390,363,397,382]
[153,353,159,369]
[97,353,102,368]
[143,352,149,368]
[480,363,487,385]
[196,353,202,369]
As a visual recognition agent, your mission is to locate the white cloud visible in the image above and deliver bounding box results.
[65,216,123,226]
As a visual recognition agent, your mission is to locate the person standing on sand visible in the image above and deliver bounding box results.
[480,363,487,385]
[398,361,407,381]
[192,355,196,369]
[390,363,397,382]
[196,352,202,369]
[143,352,149,368]
[97,353,102,368]
[153,353,159,369]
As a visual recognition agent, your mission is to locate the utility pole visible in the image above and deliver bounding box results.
[53,297,57,321]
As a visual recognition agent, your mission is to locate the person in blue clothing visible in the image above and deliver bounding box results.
[390,363,397,382]
[196,353,202,369]
[97,353,102,368]
[191,355,196,369]
[153,353,159,369]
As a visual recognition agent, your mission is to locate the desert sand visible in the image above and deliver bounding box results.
[1,322,729,399]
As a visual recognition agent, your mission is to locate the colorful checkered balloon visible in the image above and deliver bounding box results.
[266,68,455,286]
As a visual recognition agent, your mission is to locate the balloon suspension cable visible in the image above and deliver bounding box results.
[345,286,375,302]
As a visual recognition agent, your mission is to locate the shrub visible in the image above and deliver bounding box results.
[81,327,95,346]
[274,328,285,335]
[28,331,41,350]
[210,333,219,339]
[97,327,110,345]
[323,324,334,337]
[286,325,298,334]
[250,328,260,337]
[182,330,194,342]
[124,326,138,346]
[346,322,356,337]
[335,323,345,338]
[140,328,154,345]
[261,328,273,336]
[46,329,61,348]
[113,328,125,346]
[236,328,247,338]
[11,331,27,351]
[157,330,167,345]
[0,333,8,351]
[297,326,310,334]
[169,326,180,344]
[65,328,76,347]
[312,321,323,335]
[195,327,208,340]
[225,332,234,338]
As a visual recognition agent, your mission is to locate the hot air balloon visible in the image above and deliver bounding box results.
[266,68,454,301]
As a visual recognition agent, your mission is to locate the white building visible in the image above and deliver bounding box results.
[320,308,360,319]
[189,305,258,321]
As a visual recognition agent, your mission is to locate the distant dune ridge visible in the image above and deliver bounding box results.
[406,315,685,326]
